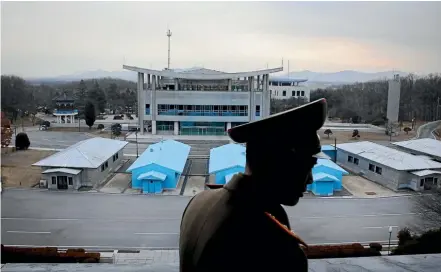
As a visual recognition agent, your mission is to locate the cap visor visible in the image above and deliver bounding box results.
[312,151,331,160]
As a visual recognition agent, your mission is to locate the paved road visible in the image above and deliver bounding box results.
[24,131,225,157]
[417,120,441,139]
[1,190,425,250]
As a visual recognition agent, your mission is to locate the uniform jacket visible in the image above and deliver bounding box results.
[179,173,308,272]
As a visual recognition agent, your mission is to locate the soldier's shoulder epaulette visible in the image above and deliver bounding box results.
[264,212,308,248]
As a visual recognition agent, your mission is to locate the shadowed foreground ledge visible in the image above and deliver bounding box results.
[2,254,441,272]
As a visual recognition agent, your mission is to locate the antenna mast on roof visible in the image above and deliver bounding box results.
[166,28,172,69]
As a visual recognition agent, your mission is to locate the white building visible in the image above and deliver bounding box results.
[33,138,128,190]
[268,76,310,101]
[391,138,441,162]
[123,65,282,136]
[336,141,441,191]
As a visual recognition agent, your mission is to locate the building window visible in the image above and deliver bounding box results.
[420,179,424,187]
[51,176,56,185]
[101,164,105,172]
[375,166,382,175]
[348,156,353,162]
[68,177,73,185]
[292,91,295,97]
[301,91,305,96]
[282,91,286,97]
[354,158,359,165]
[369,164,375,171]
[105,161,108,168]
[116,153,119,159]
[113,155,116,162]
[297,91,300,96]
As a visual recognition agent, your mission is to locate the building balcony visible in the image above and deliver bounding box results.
[145,109,260,117]
[53,109,79,115]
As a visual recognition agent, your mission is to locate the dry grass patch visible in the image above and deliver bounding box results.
[319,129,416,145]
[1,149,55,187]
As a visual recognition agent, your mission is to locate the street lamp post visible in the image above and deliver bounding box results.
[135,130,139,158]
[388,226,393,255]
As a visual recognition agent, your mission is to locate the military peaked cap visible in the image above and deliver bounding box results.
[228,98,328,157]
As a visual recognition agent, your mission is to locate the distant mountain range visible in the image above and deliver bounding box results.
[26,69,409,84]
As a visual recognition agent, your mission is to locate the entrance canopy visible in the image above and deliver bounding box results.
[42,168,82,175]
[137,171,167,181]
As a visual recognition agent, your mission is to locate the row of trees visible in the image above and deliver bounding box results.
[1,75,138,123]
[310,74,441,123]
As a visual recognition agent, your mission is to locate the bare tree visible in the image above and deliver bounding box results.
[413,190,441,231]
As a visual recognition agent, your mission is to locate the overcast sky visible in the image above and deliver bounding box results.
[2,1,441,78]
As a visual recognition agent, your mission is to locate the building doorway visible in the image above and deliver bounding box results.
[57,176,68,190]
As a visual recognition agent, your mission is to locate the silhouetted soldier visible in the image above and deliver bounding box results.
[180,99,328,272]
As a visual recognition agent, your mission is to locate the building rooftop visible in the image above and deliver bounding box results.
[269,76,308,83]
[336,141,441,171]
[41,168,82,175]
[123,65,283,80]
[33,138,128,169]
[52,92,76,101]
[208,143,246,174]
[411,169,441,177]
[315,158,348,174]
[391,138,441,159]
[313,172,339,182]
[321,145,336,151]
[126,140,191,174]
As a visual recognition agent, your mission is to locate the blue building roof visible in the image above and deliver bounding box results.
[209,144,246,174]
[314,159,348,174]
[127,140,191,173]
[321,145,336,151]
[313,172,339,182]
[137,171,167,181]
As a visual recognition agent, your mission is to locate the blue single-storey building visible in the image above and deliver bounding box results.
[209,143,246,185]
[126,139,191,194]
[321,145,337,161]
[307,158,349,196]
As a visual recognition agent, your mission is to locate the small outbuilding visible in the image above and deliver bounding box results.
[33,138,128,190]
[208,143,246,185]
[127,139,191,194]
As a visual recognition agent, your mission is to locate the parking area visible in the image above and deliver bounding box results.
[342,175,402,198]
[99,173,131,194]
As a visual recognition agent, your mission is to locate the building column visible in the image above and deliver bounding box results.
[174,121,179,135]
[151,75,157,135]
[228,79,232,91]
[137,72,145,133]
[174,79,179,90]
[265,74,270,117]
[249,76,255,122]
[227,122,232,131]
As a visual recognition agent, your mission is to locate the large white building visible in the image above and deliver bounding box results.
[123,65,282,136]
[336,141,441,191]
[269,76,310,101]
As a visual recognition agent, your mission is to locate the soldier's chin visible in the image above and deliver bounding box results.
[282,196,301,206]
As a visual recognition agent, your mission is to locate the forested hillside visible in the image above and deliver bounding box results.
[309,74,441,123]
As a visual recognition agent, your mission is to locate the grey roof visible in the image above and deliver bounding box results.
[391,138,441,158]
[33,138,128,169]
[411,170,441,177]
[42,168,82,175]
[336,141,441,171]
[123,65,283,80]
[52,92,76,101]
